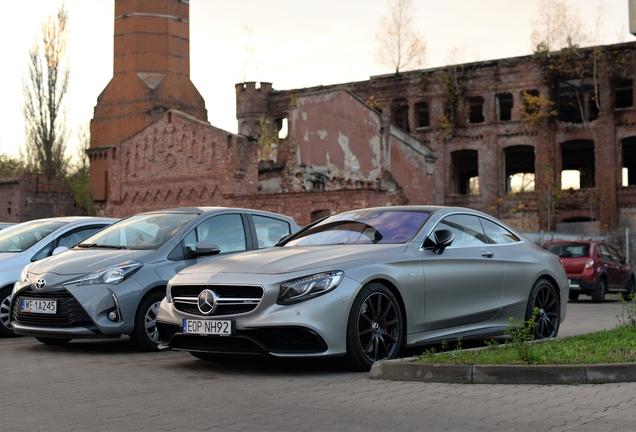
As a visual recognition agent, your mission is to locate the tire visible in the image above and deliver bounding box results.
[626,278,635,300]
[591,277,606,303]
[35,337,71,345]
[345,283,403,371]
[568,291,580,301]
[130,291,164,352]
[0,286,19,338]
[190,351,220,361]
[526,278,560,339]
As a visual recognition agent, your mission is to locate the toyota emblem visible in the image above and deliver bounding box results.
[35,279,47,290]
[197,289,217,315]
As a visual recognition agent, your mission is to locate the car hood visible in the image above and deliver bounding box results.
[179,243,408,276]
[28,248,158,277]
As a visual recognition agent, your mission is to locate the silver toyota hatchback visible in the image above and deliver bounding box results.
[11,207,299,351]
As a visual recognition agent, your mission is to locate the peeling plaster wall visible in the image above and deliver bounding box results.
[282,89,436,204]
[291,90,384,181]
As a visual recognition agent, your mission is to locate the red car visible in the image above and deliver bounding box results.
[543,240,634,302]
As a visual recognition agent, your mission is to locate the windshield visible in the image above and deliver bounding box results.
[78,212,198,250]
[285,210,430,246]
[0,220,67,253]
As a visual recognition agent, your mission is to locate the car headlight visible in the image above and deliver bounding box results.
[78,261,143,286]
[20,263,33,285]
[277,271,344,305]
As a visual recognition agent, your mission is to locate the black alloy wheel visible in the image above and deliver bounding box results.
[345,283,403,371]
[527,278,560,339]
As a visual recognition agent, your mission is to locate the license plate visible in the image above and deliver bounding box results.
[183,319,233,336]
[21,298,57,314]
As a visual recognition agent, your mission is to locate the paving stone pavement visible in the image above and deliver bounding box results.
[1,298,635,431]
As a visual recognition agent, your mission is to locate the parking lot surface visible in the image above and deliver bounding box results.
[1,296,635,431]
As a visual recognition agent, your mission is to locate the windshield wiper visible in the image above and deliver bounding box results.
[77,243,127,250]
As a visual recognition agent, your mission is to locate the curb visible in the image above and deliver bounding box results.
[368,359,636,384]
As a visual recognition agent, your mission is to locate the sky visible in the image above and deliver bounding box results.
[0,0,633,159]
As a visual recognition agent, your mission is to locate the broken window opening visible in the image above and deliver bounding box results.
[274,118,288,139]
[452,150,479,195]
[496,93,513,121]
[615,80,633,109]
[622,136,636,186]
[391,103,410,132]
[561,140,595,189]
[557,80,599,123]
[311,176,325,191]
[467,96,484,124]
[504,145,535,192]
[415,102,430,128]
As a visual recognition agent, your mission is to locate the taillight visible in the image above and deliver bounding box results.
[584,258,594,269]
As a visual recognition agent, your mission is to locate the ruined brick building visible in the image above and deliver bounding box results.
[89,0,636,232]
[89,0,436,225]
[0,174,81,222]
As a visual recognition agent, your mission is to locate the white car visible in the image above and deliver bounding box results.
[0,216,117,337]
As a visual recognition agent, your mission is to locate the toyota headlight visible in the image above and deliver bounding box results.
[277,271,344,305]
[79,261,143,286]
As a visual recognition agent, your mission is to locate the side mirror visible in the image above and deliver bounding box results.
[432,229,454,255]
[192,241,221,257]
[52,246,69,256]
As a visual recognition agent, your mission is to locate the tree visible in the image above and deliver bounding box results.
[21,4,70,178]
[66,124,94,215]
[0,153,24,177]
[374,0,427,74]
[530,0,588,54]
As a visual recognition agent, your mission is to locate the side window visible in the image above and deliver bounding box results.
[431,214,487,248]
[59,226,104,248]
[32,242,54,262]
[608,245,622,263]
[480,218,521,244]
[597,244,612,261]
[31,225,106,262]
[252,215,291,249]
[189,214,246,254]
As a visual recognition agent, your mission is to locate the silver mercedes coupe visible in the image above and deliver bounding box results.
[156,206,568,370]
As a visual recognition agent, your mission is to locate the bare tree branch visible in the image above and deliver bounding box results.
[374,0,426,74]
[20,4,70,178]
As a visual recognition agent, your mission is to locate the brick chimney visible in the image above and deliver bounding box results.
[89,0,207,202]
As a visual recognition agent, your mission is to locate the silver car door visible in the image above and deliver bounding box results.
[423,214,504,331]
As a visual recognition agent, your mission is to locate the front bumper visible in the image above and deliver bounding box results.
[157,272,360,358]
[10,277,144,338]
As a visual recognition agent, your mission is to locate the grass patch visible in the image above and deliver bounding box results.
[416,294,636,365]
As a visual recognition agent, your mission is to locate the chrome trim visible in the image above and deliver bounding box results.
[111,293,124,323]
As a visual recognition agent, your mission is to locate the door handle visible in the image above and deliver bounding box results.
[481,250,494,258]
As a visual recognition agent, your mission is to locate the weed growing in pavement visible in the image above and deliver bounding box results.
[503,307,539,363]
[616,293,636,328]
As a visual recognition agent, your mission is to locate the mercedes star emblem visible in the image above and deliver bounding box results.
[35,279,47,290]
[197,289,217,315]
